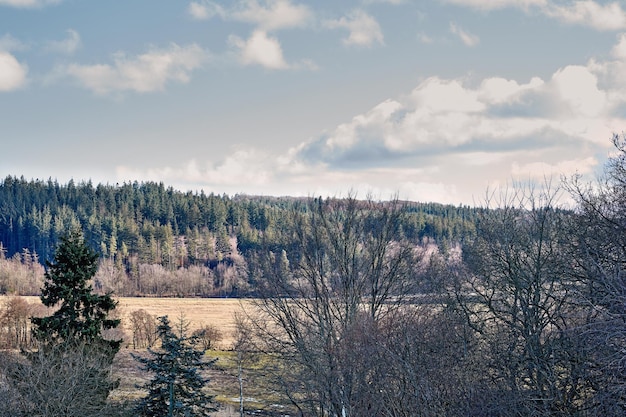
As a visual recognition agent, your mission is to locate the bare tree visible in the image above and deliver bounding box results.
[454,184,591,416]
[0,296,35,349]
[0,341,128,417]
[191,324,223,351]
[243,195,421,417]
[129,309,158,349]
[565,133,626,415]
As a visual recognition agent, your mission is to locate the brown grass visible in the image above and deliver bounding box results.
[115,297,252,349]
[2,296,252,349]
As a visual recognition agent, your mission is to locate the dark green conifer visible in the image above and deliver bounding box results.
[134,315,217,417]
[31,227,121,352]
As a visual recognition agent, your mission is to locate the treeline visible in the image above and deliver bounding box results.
[0,176,477,296]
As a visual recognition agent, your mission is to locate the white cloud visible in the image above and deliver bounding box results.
[511,157,597,179]
[116,149,275,192]
[229,30,289,69]
[0,34,28,52]
[551,65,606,117]
[324,10,384,47]
[187,1,225,20]
[115,31,626,205]
[544,1,626,31]
[66,43,208,94]
[444,0,626,31]
[285,35,626,182]
[232,0,311,31]
[449,22,479,46]
[0,51,27,91]
[443,0,546,11]
[45,29,81,55]
[0,0,60,7]
[612,33,626,59]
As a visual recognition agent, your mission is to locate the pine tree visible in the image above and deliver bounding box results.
[134,315,217,417]
[31,227,121,352]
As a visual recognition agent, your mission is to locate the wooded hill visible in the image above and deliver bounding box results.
[0,176,477,297]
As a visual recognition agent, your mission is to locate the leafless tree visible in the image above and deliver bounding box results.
[565,133,626,415]
[453,184,592,416]
[0,341,129,417]
[129,309,158,349]
[243,195,421,417]
[192,324,223,351]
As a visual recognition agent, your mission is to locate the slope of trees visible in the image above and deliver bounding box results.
[0,178,477,297]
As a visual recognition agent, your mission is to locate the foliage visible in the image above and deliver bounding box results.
[31,228,121,352]
[133,315,217,417]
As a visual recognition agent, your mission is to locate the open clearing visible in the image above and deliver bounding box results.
[5,296,254,349]
[115,297,252,348]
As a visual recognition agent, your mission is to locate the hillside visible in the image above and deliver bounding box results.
[0,175,477,297]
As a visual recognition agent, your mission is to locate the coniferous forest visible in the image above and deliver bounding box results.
[0,176,477,297]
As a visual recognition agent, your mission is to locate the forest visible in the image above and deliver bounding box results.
[0,176,476,297]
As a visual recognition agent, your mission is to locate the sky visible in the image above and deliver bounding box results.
[1,0,626,206]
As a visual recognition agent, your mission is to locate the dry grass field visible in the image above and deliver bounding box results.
[1,295,272,414]
[115,297,252,349]
[4,295,254,349]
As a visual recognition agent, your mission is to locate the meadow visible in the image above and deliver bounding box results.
[11,295,251,348]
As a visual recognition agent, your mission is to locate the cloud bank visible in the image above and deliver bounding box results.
[119,34,626,203]
[444,0,626,31]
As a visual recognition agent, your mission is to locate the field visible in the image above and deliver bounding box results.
[10,296,253,348]
[2,295,272,415]
[115,297,252,348]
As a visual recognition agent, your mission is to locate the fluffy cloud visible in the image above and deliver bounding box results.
[66,43,208,94]
[188,1,225,20]
[285,35,626,187]
[449,22,479,47]
[117,27,626,204]
[116,149,275,192]
[229,30,289,69]
[44,29,81,55]
[444,0,626,31]
[0,51,27,91]
[612,33,626,59]
[324,10,384,47]
[195,0,311,30]
[544,1,626,31]
[511,157,597,179]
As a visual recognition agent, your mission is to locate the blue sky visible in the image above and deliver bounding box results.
[1,0,625,205]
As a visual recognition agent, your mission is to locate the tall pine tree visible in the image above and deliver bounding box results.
[31,227,121,352]
[134,315,217,417]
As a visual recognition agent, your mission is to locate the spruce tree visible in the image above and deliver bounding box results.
[31,227,121,352]
[134,315,217,417]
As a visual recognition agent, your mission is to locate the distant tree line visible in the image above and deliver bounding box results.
[0,178,477,297]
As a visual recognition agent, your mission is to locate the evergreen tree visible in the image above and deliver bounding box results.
[134,315,217,417]
[31,227,121,352]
